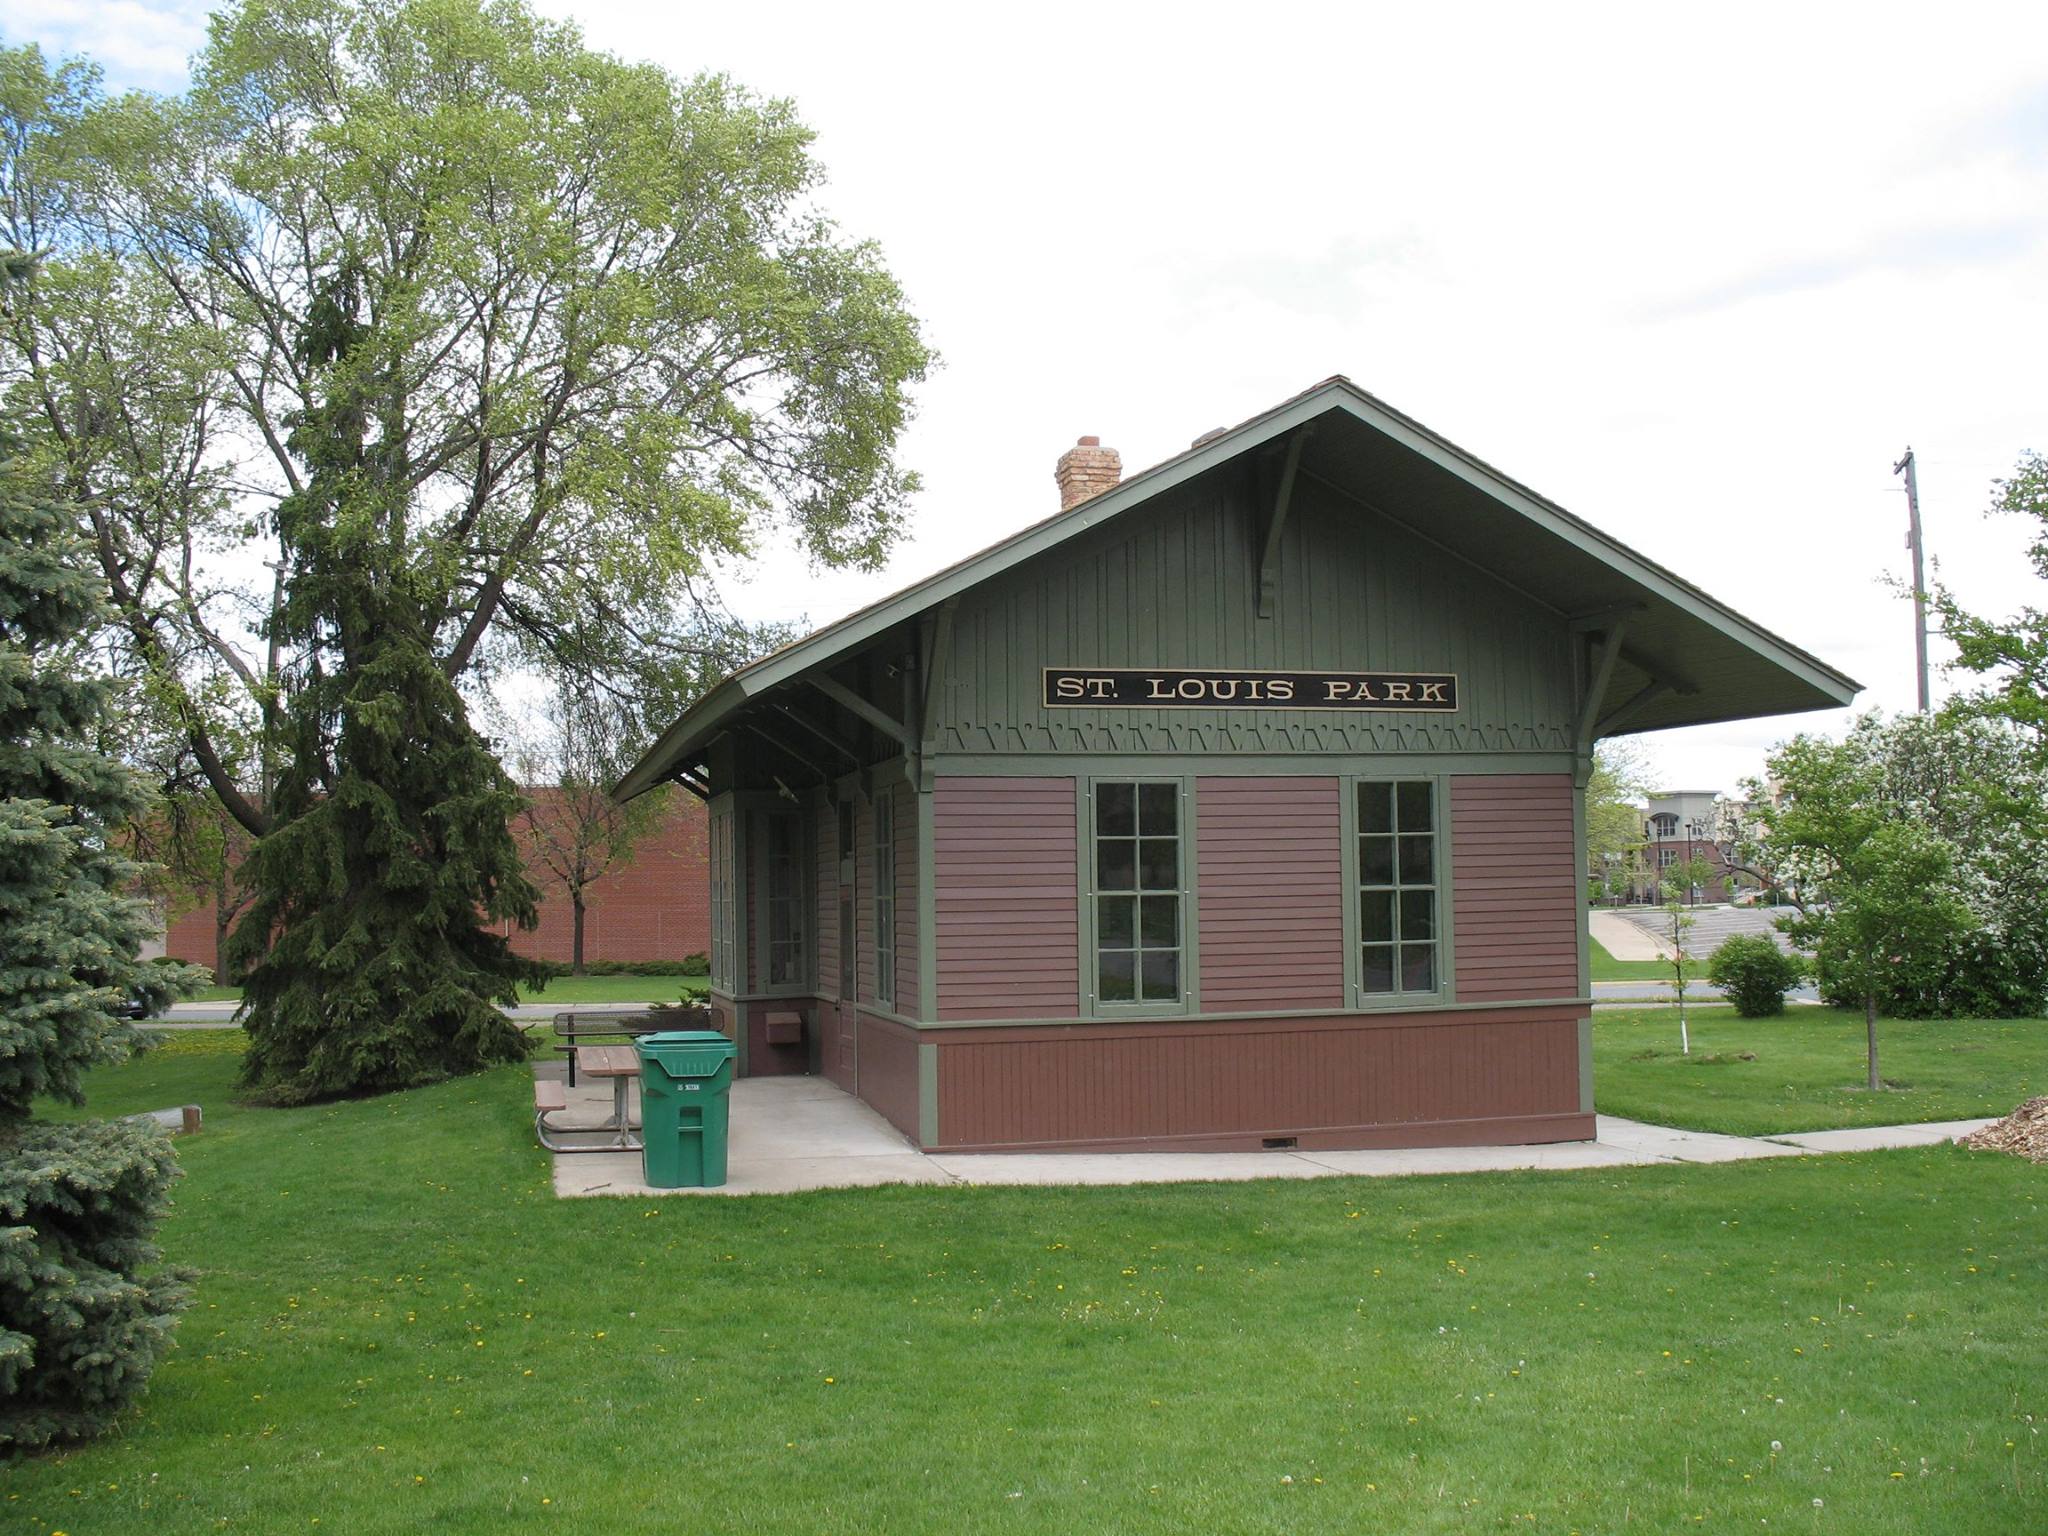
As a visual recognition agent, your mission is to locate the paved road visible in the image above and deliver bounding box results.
[149,1000,667,1029]
[1593,980,1821,1006]
[1607,904,1801,957]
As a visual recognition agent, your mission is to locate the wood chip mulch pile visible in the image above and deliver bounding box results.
[1959,1097,2048,1162]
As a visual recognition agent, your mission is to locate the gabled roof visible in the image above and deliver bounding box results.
[616,376,1860,800]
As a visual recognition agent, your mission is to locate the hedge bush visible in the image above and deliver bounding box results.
[532,957,710,979]
[1707,934,1806,1017]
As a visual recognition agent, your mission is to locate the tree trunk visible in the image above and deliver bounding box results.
[214,872,236,985]
[571,891,587,977]
[1864,991,1881,1092]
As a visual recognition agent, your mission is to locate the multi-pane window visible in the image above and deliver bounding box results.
[1357,781,1438,995]
[1658,847,1679,868]
[763,812,806,987]
[873,792,896,1004]
[709,809,737,992]
[1094,781,1182,1005]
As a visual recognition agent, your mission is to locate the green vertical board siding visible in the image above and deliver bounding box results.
[929,472,1577,758]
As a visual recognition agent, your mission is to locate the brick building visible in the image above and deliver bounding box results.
[160,788,709,972]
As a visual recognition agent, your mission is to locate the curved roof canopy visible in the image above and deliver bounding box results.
[617,377,1859,800]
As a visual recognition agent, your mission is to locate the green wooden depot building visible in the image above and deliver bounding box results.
[617,377,1858,1154]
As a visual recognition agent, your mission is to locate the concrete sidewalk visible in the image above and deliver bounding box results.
[549,1075,1995,1199]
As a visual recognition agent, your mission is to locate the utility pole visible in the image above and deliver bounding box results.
[1893,447,1930,713]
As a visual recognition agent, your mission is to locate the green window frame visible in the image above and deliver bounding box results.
[708,806,737,993]
[1348,777,1448,1003]
[1085,778,1190,1011]
[872,791,895,1005]
[761,810,808,989]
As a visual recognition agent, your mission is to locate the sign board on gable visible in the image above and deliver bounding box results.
[1043,668,1458,711]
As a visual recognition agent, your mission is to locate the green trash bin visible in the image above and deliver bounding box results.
[636,1030,738,1189]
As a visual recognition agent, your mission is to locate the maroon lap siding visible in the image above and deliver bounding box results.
[934,777,1080,1021]
[1450,774,1581,1001]
[1196,776,1345,1012]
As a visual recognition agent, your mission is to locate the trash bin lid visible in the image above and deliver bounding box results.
[636,1030,737,1080]
[638,1030,735,1049]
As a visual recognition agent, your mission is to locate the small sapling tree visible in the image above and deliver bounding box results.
[1660,856,1716,1055]
[1783,824,1969,1091]
[505,683,667,977]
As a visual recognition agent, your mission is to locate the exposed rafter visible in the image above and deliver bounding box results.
[810,673,918,754]
[739,720,831,786]
[771,701,860,765]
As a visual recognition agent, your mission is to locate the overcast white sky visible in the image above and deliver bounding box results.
[18,1,2048,795]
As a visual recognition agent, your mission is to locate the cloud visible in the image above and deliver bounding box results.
[1640,218,2047,322]
[7,0,207,93]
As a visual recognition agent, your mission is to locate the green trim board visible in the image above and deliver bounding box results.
[917,1042,939,1146]
[617,376,1859,801]
[913,996,1595,1032]
[927,751,1581,776]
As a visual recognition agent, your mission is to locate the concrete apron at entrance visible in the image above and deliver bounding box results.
[546,1075,1996,1199]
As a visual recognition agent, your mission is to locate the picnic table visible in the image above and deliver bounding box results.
[533,1044,643,1153]
[576,1045,643,1150]
[553,1006,710,1085]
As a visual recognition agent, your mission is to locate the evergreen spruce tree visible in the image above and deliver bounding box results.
[0,254,195,1447]
[225,268,547,1103]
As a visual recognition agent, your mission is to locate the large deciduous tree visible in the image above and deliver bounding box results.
[1584,738,1650,900]
[1,1,931,1097]
[1936,450,2048,757]
[0,308,196,1446]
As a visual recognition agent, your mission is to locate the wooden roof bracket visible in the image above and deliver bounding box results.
[811,672,919,754]
[1258,425,1313,619]
[1574,614,1632,755]
[919,597,957,737]
[1594,679,1677,741]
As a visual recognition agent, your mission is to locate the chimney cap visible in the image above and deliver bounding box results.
[1077,435,1100,447]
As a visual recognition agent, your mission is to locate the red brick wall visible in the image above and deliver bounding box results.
[161,789,710,971]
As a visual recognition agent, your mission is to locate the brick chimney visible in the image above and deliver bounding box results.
[1054,435,1121,511]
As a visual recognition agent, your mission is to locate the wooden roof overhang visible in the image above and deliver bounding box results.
[616,377,1860,801]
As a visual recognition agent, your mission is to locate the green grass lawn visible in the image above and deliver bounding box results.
[1596,1007,2048,1136]
[1588,933,1671,982]
[189,973,710,1006]
[10,1033,2043,1533]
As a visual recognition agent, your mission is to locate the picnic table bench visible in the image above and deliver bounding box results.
[533,1046,645,1153]
[553,1006,710,1085]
